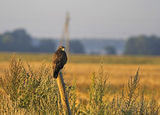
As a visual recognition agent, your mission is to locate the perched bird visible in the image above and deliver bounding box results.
[53,46,67,78]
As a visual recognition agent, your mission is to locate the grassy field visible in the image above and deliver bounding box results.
[0,53,160,114]
[0,53,160,98]
[1,52,160,64]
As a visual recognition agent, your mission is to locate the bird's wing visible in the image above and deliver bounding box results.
[52,53,58,69]
[53,52,62,68]
[53,50,67,71]
[62,51,67,65]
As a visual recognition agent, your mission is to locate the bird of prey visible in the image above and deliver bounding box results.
[53,46,67,78]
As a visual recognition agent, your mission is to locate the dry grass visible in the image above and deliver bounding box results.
[0,60,160,104]
[0,54,160,114]
[0,53,160,101]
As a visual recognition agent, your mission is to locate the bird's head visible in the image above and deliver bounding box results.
[58,46,65,51]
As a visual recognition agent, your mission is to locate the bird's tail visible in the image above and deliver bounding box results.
[53,70,59,79]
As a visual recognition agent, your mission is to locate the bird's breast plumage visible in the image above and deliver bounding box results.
[52,48,67,78]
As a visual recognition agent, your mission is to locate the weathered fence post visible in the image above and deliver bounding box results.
[56,71,71,115]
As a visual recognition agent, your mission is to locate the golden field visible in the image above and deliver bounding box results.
[0,53,160,104]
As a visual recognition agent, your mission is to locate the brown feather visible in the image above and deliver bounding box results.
[52,46,67,78]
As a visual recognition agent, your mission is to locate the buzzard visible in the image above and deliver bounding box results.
[53,46,67,78]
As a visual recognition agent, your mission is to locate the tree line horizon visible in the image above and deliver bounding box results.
[0,28,160,55]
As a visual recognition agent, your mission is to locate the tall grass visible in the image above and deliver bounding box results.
[0,57,159,115]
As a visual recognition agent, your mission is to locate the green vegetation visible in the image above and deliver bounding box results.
[0,57,80,114]
[0,57,159,114]
[69,40,85,54]
[105,46,117,55]
[0,29,56,53]
[125,35,160,55]
[0,29,85,54]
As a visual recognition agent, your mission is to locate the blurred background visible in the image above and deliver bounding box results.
[0,0,160,55]
[0,0,160,108]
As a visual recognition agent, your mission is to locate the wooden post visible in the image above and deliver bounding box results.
[56,71,71,115]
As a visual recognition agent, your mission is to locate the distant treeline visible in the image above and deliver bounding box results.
[125,35,160,55]
[0,29,160,55]
[0,29,85,54]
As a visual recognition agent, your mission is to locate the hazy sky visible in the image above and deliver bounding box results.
[0,0,160,39]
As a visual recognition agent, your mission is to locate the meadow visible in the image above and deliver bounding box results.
[0,53,160,114]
